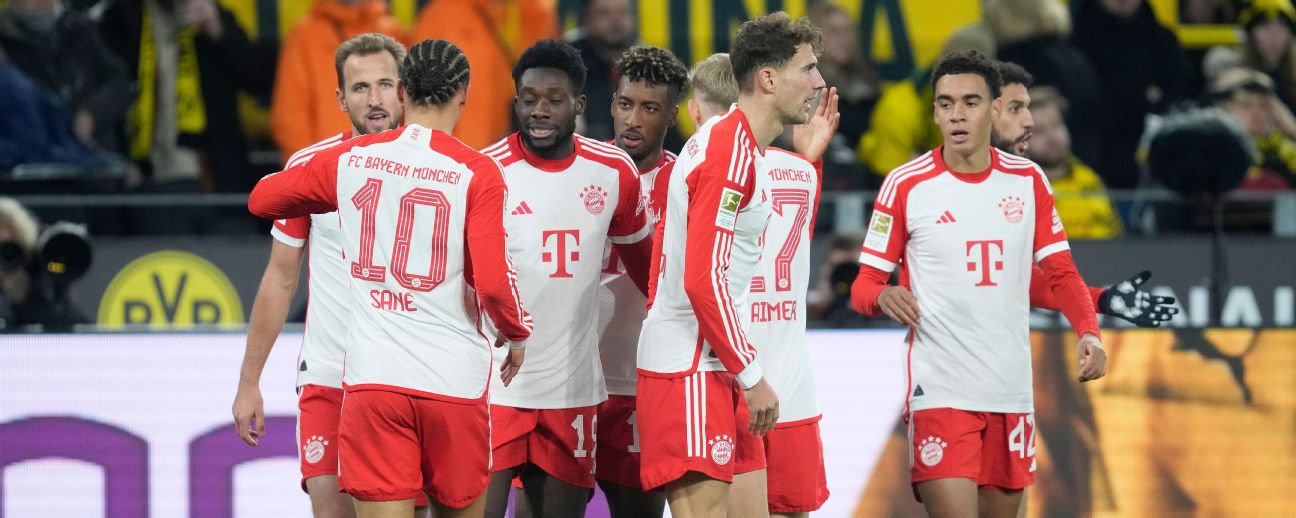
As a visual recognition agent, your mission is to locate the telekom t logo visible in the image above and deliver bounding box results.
[542,229,581,278]
[965,240,1005,287]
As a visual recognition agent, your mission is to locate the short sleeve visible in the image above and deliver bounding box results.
[1031,167,1070,263]
[271,217,310,248]
[858,196,906,274]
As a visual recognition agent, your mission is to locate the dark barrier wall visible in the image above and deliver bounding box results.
[71,236,1295,329]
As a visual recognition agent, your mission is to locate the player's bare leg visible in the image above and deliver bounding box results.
[598,480,665,518]
[664,472,728,518]
[518,465,589,518]
[483,468,520,518]
[978,486,1024,518]
[414,504,430,518]
[430,492,487,518]
[512,487,535,518]
[353,498,415,518]
[726,469,770,518]
[307,475,357,518]
[915,478,978,518]
[772,512,808,518]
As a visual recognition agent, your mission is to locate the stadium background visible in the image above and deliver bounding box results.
[2,0,1294,516]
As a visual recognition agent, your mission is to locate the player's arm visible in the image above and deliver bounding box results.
[1029,267,1178,327]
[464,157,534,385]
[232,223,306,446]
[248,148,341,220]
[1032,172,1106,382]
[850,180,917,325]
[609,164,654,295]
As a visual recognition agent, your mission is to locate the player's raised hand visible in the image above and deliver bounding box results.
[744,378,780,436]
[1098,270,1179,327]
[878,285,921,328]
[1076,333,1107,382]
[496,336,525,386]
[791,86,841,163]
[232,383,265,447]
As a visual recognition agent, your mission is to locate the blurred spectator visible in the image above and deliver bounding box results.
[99,0,278,192]
[857,29,995,178]
[1239,0,1296,109]
[0,198,89,331]
[1181,0,1239,24]
[1072,0,1192,189]
[807,2,880,154]
[414,0,556,149]
[0,49,110,170]
[1210,67,1296,188]
[570,0,636,141]
[986,0,1104,168]
[808,234,871,327]
[0,0,130,152]
[1026,87,1124,238]
[269,0,406,156]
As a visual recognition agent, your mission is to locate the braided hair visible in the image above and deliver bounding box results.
[402,39,471,108]
[614,46,690,104]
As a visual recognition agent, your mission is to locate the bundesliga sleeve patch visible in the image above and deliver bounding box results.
[715,188,743,230]
[864,211,893,252]
[1051,208,1064,234]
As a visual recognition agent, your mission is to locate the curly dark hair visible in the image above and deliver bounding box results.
[997,61,1034,89]
[930,49,1002,99]
[512,39,587,93]
[614,46,690,104]
[401,39,469,108]
[730,12,822,93]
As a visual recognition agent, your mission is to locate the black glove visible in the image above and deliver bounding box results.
[1097,271,1179,327]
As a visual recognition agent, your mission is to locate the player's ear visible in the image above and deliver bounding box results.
[688,98,702,126]
[396,80,407,105]
[337,85,348,113]
[575,94,587,115]
[991,96,1003,121]
[758,66,776,94]
[669,103,679,127]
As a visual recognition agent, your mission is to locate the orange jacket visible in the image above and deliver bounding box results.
[413,0,556,150]
[270,0,408,156]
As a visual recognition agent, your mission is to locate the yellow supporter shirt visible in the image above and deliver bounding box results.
[1050,156,1123,239]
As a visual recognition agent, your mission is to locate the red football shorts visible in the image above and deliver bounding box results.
[764,420,829,513]
[596,395,643,489]
[297,385,343,489]
[490,404,599,489]
[908,408,1036,496]
[636,371,766,491]
[337,389,490,507]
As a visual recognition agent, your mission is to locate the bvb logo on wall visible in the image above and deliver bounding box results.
[97,251,244,329]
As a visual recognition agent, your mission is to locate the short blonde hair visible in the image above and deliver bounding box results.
[0,198,39,257]
[690,53,739,111]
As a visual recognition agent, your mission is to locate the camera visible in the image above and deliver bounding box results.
[0,221,92,331]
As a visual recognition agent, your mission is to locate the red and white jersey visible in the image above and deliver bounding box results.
[858,147,1070,414]
[271,131,353,389]
[639,106,770,389]
[598,149,675,396]
[748,148,821,424]
[249,124,533,402]
[482,133,652,408]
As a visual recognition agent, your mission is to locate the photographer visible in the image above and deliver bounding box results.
[0,197,90,331]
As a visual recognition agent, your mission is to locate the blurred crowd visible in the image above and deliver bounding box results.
[2,0,1294,236]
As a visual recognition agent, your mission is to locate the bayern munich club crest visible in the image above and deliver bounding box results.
[580,185,609,215]
[709,434,734,466]
[303,435,329,464]
[919,435,948,467]
[999,195,1025,224]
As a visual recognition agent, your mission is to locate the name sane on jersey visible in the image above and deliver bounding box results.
[346,155,462,184]
[371,289,417,312]
[751,300,797,322]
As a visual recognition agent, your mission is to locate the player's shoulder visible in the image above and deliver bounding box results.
[285,131,354,168]
[481,133,524,169]
[992,148,1053,191]
[575,134,638,176]
[766,146,813,167]
[878,150,940,205]
[428,129,492,166]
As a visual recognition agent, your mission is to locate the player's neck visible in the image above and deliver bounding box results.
[941,145,993,173]
[736,96,783,151]
[405,105,461,135]
[635,147,662,172]
[525,136,576,161]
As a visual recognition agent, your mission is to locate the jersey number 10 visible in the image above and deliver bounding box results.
[350,178,451,291]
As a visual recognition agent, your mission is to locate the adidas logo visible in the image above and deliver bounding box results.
[935,210,957,224]
[511,201,534,216]
[912,385,924,397]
